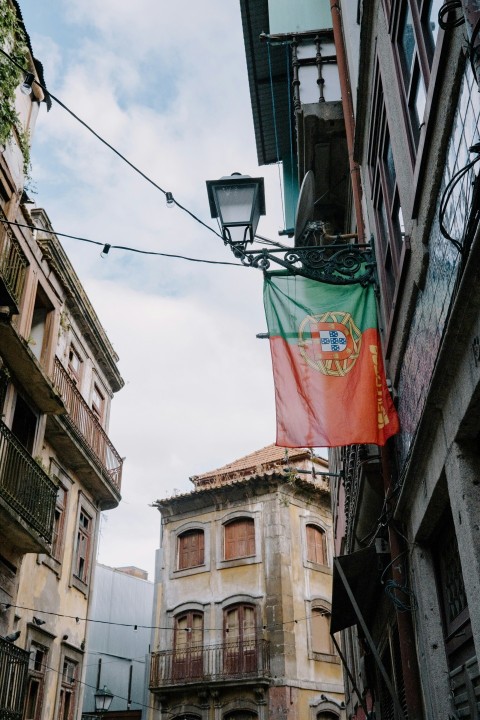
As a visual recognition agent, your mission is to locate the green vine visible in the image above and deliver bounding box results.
[0,2,30,174]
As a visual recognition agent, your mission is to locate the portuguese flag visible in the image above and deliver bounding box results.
[263,274,399,448]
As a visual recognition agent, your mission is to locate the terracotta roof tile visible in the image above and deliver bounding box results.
[190,443,324,487]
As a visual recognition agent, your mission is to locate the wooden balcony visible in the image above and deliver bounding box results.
[50,358,122,507]
[0,636,30,720]
[149,640,270,691]
[0,209,28,313]
[0,420,56,553]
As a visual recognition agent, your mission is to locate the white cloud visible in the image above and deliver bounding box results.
[21,0,286,578]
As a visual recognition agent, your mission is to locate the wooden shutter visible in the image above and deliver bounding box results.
[224,519,255,560]
[307,525,326,564]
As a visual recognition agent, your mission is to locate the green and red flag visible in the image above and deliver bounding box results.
[263,274,399,448]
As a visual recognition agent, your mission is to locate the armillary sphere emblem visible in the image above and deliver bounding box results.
[298,311,362,377]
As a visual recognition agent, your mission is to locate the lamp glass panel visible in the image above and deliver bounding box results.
[215,184,256,224]
[225,225,249,245]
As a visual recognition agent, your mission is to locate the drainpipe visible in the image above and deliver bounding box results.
[329,1,365,244]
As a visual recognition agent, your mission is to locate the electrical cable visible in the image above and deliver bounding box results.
[438,0,464,31]
[0,217,245,268]
[36,658,180,719]
[439,150,480,252]
[0,46,222,241]
[1,602,328,634]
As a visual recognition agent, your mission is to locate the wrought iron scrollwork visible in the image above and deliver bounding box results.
[229,242,376,285]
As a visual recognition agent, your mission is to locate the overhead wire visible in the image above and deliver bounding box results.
[0,217,245,268]
[0,46,223,241]
[2,602,328,634]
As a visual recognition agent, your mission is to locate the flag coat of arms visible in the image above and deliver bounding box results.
[263,274,399,448]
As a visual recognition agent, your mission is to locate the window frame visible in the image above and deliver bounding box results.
[57,655,79,720]
[172,610,204,680]
[24,641,49,720]
[306,524,327,566]
[67,343,83,387]
[177,528,205,570]
[70,493,96,595]
[305,599,339,664]
[91,382,105,425]
[216,511,261,569]
[367,63,411,352]
[384,0,444,154]
[302,517,331,573]
[223,517,255,561]
[222,603,258,676]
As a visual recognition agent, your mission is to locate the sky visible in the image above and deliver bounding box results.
[18,0,287,580]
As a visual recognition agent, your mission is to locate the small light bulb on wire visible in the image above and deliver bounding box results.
[165,191,174,209]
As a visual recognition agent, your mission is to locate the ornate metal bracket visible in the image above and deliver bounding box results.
[228,241,376,285]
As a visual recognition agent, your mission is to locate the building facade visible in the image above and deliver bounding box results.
[239,1,480,718]
[148,445,344,720]
[0,4,125,719]
[82,564,154,720]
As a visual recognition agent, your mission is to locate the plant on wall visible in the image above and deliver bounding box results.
[0,2,30,174]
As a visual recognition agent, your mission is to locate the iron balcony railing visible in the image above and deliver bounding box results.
[0,633,30,720]
[0,420,56,543]
[0,209,28,311]
[150,639,270,689]
[53,358,123,492]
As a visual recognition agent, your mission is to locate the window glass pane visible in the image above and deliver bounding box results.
[384,136,396,199]
[414,72,427,127]
[426,0,443,46]
[400,5,415,80]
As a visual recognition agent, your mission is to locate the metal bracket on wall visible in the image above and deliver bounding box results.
[230,241,376,285]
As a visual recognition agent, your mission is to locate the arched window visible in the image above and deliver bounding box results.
[224,518,255,560]
[306,524,327,565]
[177,529,204,569]
[173,611,203,679]
[223,604,257,675]
[311,607,333,656]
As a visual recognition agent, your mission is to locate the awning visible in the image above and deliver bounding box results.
[331,546,383,635]
[330,548,407,720]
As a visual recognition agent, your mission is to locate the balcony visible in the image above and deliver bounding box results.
[47,358,122,508]
[150,640,271,691]
[0,636,29,720]
[0,419,56,553]
[0,213,28,314]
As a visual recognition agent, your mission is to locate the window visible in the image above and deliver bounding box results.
[74,508,93,584]
[28,284,55,369]
[368,66,409,338]
[223,604,257,675]
[24,644,48,720]
[11,392,37,454]
[58,658,78,720]
[52,484,67,561]
[173,611,203,680]
[67,345,82,386]
[178,529,204,570]
[306,524,327,565]
[311,608,333,656]
[386,0,444,153]
[433,508,474,672]
[224,518,255,560]
[91,383,105,424]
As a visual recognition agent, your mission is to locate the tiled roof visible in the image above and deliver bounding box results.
[190,443,324,487]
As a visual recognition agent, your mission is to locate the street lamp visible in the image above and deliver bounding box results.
[206,173,265,249]
[94,686,114,715]
[205,172,376,285]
